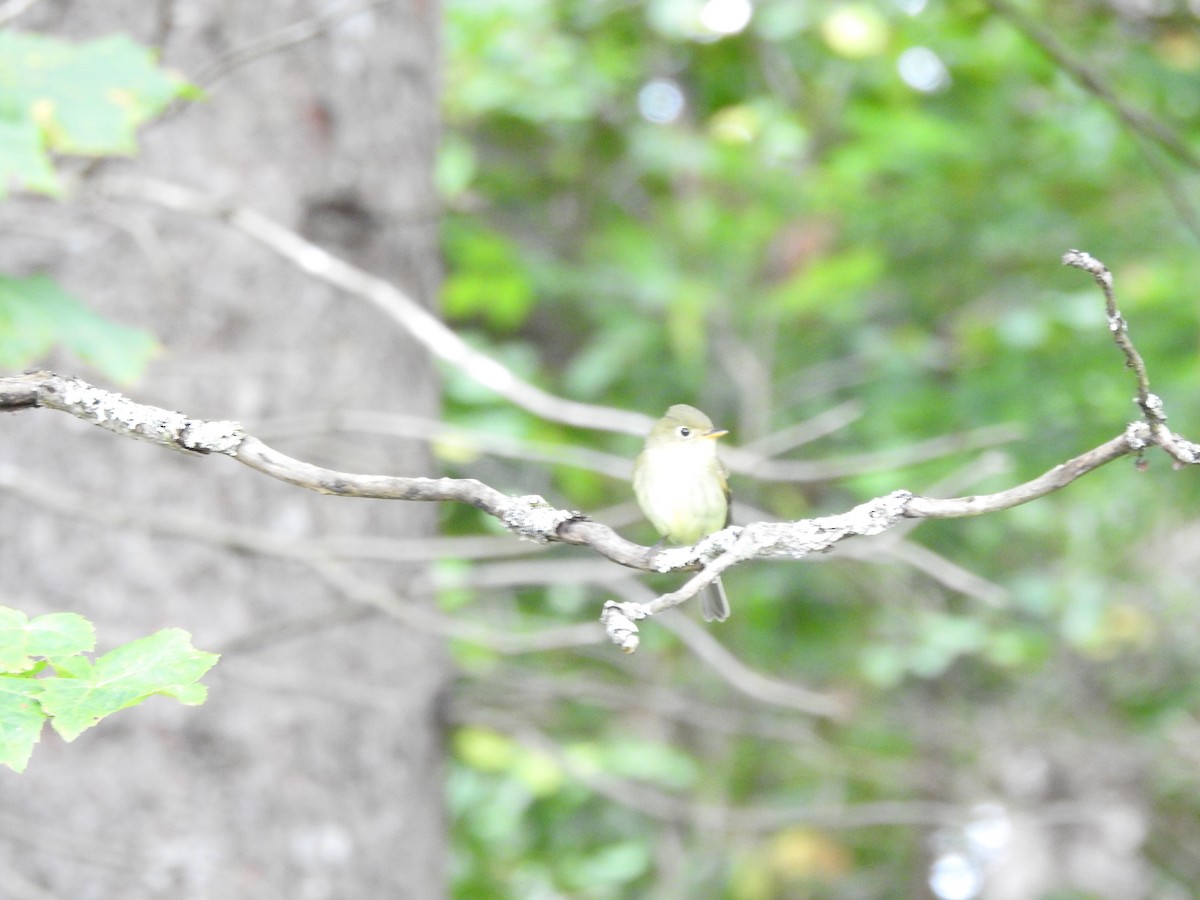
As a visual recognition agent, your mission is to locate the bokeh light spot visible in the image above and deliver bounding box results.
[821,5,889,58]
[638,78,686,123]
[699,0,753,36]
[898,46,951,92]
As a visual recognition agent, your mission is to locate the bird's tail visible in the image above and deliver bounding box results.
[702,576,730,622]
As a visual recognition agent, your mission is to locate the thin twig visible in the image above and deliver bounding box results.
[903,434,1134,518]
[101,176,654,438]
[658,612,846,718]
[0,461,605,655]
[255,410,635,479]
[0,359,1190,653]
[984,0,1200,172]
[1128,132,1200,244]
[876,541,1008,608]
[1062,249,1200,465]
[192,0,386,87]
[738,400,863,457]
[259,405,1017,486]
[456,666,821,744]
[983,0,1200,243]
[724,422,1022,482]
[449,707,969,833]
[1061,250,1150,401]
[314,532,546,563]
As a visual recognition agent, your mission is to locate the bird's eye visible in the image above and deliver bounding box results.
[678,426,691,437]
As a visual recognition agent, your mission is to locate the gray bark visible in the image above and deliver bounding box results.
[0,1,447,897]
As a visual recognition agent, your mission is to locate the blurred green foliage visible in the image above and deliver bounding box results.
[0,31,190,383]
[0,31,195,198]
[0,275,159,383]
[441,0,1200,895]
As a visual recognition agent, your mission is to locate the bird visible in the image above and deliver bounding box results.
[632,404,732,622]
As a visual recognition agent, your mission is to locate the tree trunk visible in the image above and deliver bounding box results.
[0,2,447,897]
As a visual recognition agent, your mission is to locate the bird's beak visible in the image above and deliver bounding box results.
[703,428,728,440]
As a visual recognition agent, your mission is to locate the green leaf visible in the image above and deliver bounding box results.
[0,610,218,771]
[0,676,45,773]
[0,607,94,674]
[0,274,159,383]
[0,118,60,195]
[38,629,219,742]
[0,32,194,197]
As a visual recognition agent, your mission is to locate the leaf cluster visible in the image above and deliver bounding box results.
[0,606,218,773]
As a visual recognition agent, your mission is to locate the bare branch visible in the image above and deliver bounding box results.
[3,251,1195,648]
[0,372,663,575]
[258,404,1015,488]
[1061,250,1149,399]
[0,370,242,451]
[5,269,1196,653]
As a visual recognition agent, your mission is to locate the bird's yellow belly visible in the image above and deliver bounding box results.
[633,452,728,545]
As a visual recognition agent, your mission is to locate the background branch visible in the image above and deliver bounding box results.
[102,176,655,437]
[984,0,1200,171]
[96,177,1029,483]
[0,0,42,26]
